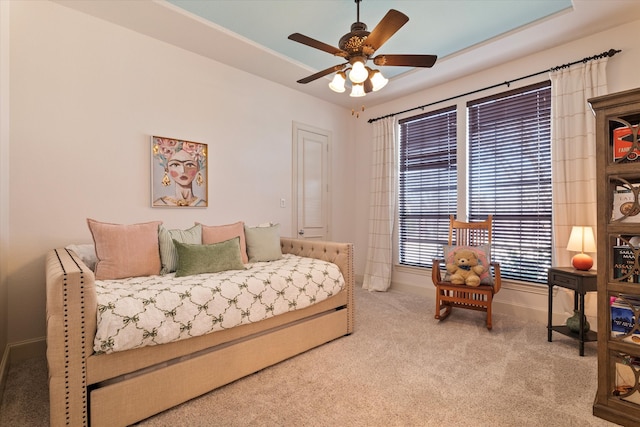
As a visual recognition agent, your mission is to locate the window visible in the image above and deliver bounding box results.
[467,82,552,283]
[398,106,457,268]
[397,82,552,284]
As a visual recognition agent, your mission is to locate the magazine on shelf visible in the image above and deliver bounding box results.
[611,295,640,344]
[613,125,640,161]
[611,303,640,344]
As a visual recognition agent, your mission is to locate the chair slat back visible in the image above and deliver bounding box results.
[448,215,492,246]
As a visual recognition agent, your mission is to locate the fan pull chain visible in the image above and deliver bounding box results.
[351,105,366,118]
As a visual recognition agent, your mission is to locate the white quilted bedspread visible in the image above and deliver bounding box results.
[94,254,344,354]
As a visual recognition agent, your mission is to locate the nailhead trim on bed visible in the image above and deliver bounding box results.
[56,249,89,426]
[346,246,354,333]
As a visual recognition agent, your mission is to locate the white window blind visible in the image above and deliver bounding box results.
[398,106,457,268]
[467,81,552,283]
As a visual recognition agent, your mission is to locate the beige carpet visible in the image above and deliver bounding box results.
[1,287,617,426]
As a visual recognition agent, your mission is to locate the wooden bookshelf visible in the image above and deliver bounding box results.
[591,87,640,426]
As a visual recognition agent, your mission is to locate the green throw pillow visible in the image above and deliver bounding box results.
[244,224,283,262]
[173,237,245,277]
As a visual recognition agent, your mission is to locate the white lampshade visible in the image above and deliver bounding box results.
[349,61,368,84]
[567,226,596,253]
[328,71,346,93]
[349,83,365,97]
[369,69,388,92]
[567,226,596,271]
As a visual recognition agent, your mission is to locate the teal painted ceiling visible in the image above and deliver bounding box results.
[167,0,572,80]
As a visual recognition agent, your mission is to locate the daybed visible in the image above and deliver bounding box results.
[46,222,354,427]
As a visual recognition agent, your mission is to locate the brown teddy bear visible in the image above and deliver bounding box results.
[445,249,486,287]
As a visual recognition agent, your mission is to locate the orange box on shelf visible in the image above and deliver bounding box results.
[613,125,640,161]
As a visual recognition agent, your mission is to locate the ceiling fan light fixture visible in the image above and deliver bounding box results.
[369,69,388,92]
[348,60,368,84]
[289,3,436,98]
[328,71,347,93]
[350,83,366,98]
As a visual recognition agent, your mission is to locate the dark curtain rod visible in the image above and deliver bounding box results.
[367,48,621,123]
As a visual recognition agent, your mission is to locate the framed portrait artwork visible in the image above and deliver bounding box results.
[151,136,208,207]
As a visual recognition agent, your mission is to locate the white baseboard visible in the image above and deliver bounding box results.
[493,299,548,324]
[8,337,46,364]
[356,274,571,327]
[389,281,431,297]
[0,344,9,403]
[390,280,550,324]
[0,337,46,404]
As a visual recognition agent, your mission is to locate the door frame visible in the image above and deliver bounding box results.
[292,122,332,241]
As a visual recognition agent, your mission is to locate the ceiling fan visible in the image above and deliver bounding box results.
[288,0,437,97]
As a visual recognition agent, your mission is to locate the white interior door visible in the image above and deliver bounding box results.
[293,123,330,240]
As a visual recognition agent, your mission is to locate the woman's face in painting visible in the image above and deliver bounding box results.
[167,150,199,186]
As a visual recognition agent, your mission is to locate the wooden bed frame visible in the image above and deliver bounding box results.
[46,237,354,427]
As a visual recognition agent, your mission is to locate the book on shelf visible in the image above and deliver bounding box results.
[612,189,640,222]
[613,245,640,283]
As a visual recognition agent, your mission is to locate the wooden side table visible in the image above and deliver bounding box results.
[547,267,598,356]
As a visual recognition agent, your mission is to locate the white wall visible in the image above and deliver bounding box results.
[0,0,11,364]
[6,1,355,344]
[352,20,640,324]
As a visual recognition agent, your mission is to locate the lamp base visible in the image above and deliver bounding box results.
[572,253,593,271]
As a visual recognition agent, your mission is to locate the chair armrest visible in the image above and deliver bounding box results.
[491,261,502,293]
[432,259,445,285]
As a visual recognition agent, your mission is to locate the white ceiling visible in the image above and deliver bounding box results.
[55,0,640,108]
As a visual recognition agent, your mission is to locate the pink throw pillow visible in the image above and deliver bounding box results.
[199,221,248,263]
[87,218,162,280]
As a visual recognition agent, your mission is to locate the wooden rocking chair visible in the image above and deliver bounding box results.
[432,215,502,329]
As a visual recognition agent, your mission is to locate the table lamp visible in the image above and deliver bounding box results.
[567,226,596,270]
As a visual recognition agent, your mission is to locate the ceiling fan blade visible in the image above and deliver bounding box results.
[288,33,347,57]
[297,64,347,84]
[373,54,438,68]
[364,78,373,94]
[364,9,409,51]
